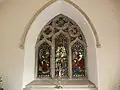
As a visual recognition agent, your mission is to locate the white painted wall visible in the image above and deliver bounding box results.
[0,0,4,3]
[0,0,120,90]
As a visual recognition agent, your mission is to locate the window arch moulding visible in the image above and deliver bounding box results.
[19,0,101,50]
[22,0,99,88]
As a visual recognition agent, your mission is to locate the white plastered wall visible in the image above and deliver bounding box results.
[0,0,120,90]
[23,0,98,88]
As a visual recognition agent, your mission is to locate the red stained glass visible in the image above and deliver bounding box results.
[72,42,85,77]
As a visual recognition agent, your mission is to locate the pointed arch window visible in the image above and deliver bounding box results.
[35,14,87,79]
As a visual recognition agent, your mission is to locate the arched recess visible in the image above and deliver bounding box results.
[22,0,100,88]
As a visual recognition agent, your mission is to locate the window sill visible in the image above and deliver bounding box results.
[26,79,95,88]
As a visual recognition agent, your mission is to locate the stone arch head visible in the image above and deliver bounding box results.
[20,0,101,50]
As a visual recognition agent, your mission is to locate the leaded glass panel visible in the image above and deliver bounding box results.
[37,42,51,77]
[72,41,85,77]
[55,34,69,77]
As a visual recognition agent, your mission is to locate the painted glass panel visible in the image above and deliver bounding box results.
[72,41,85,77]
[38,42,51,77]
[55,34,68,77]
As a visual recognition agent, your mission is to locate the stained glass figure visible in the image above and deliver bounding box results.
[55,34,68,77]
[72,41,85,77]
[38,42,51,77]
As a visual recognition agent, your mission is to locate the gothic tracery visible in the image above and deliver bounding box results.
[36,14,87,78]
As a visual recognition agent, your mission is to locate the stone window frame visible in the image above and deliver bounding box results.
[35,14,87,80]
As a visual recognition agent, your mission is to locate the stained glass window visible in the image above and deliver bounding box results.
[36,14,87,79]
